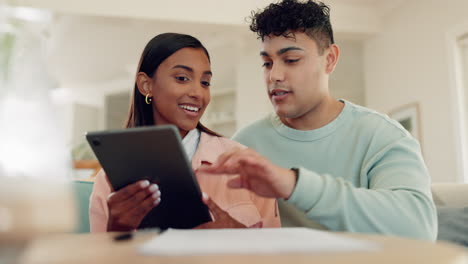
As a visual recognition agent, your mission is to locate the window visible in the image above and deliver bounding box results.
[457,34,468,182]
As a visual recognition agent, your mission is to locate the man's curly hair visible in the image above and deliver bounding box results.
[249,0,334,54]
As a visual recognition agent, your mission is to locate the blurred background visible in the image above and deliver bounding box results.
[1,0,468,184]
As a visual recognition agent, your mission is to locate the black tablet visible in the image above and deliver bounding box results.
[86,125,211,230]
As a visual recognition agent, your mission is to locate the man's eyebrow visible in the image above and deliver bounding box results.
[260,51,269,57]
[260,46,304,57]
[277,46,304,55]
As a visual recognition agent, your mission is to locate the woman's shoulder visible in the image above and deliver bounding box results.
[217,136,245,149]
[200,132,246,151]
[91,169,112,197]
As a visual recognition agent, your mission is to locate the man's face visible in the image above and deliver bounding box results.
[260,32,330,119]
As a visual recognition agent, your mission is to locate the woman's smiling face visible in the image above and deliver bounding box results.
[147,47,212,136]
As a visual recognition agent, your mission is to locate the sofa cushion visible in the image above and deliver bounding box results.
[431,184,468,207]
[436,206,468,247]
[72,180,94,233]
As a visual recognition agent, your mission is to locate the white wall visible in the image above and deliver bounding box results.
[364,0,468,182]
[236,35,272,129]
[461,38,468,152]
[15,0,383,36]
[72,103,99,146]
[331,39,366,106]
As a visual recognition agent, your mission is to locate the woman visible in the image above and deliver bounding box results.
[89,33,280,232]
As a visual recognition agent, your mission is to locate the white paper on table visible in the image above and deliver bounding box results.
[138,228,381,256]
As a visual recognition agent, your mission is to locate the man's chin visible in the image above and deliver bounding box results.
[275,108,291,118]
[274,107,296,119]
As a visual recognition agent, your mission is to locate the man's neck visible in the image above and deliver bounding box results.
[280,97,344,131]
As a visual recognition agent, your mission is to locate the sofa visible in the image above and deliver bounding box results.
[432,183,468,247]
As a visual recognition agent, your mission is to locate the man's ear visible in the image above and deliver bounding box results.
[325,44,340,74]
[136,72,153,96]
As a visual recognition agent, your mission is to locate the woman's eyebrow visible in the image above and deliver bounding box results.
[172,65,212,76]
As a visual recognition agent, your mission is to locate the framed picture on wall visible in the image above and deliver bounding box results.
[389,102,423,144]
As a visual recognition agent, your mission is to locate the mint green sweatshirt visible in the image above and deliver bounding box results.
[233,100,437,240]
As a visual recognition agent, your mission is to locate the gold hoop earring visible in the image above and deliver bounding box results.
[145,94,153,105]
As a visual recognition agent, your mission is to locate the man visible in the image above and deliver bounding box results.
[200,0,437,240]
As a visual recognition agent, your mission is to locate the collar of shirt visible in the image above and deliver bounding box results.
[181,128,201,161]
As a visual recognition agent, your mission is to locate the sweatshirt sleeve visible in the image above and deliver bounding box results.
[89,169,112,233]
[286,136,438,240]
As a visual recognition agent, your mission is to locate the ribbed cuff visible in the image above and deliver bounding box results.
[286,167,325,212]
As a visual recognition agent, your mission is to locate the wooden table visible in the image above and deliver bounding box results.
[18,231,467,264]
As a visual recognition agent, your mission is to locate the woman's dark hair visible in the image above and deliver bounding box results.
[125,32,221,137]
[249,0,334,54]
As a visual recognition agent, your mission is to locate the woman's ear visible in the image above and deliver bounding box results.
[136,72,153,96]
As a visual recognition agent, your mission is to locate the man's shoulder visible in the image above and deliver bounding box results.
[232,114,274,144]
[346,101,409,137]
